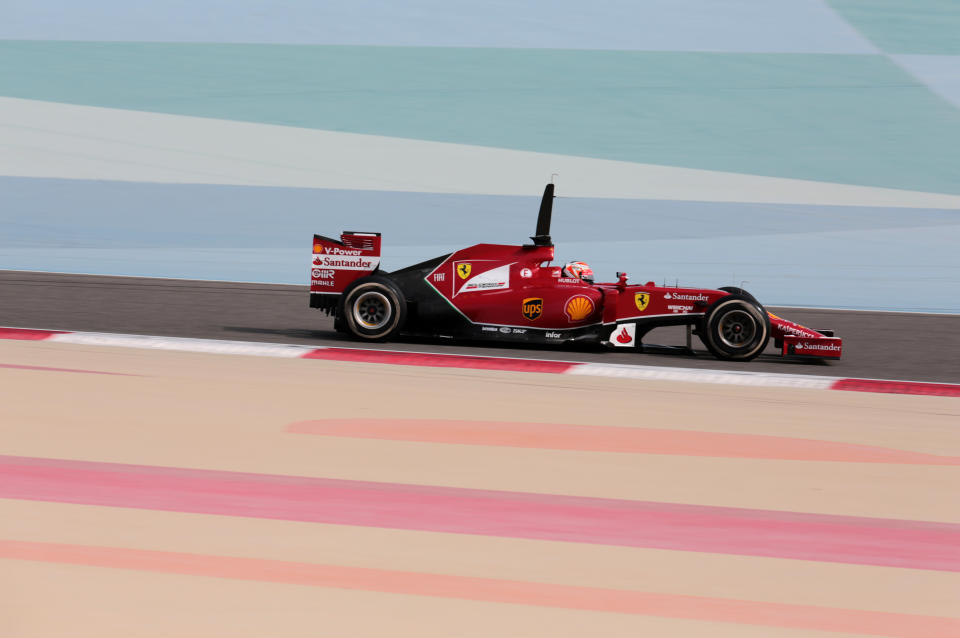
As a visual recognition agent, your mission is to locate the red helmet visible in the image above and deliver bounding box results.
[562,261,594,283]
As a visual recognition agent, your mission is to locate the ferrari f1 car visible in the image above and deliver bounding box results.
[309,185,842,361]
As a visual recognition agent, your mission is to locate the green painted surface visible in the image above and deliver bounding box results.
[3,41,960,193]
[828,0,960,55]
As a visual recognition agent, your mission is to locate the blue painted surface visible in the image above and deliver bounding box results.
[891,55,960,109]
[828,0,960,55]
[3,178,958,312]
[1,0,875,53]
[4,42,960,195]
[3,1,958,313]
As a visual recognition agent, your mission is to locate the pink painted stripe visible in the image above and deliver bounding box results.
[287,419,960,465]
[832,378,960,398]
[3,541,958,637]
[0,363,138,376]
[2,456,958,571]
[0,327,64,340]
[302,347,577,373]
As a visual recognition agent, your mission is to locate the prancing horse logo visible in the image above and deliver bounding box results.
[457,263,472,279]
[635,292,650,312]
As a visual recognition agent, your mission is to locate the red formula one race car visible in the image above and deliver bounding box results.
[309,185,842,361]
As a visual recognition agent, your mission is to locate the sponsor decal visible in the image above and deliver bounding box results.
[326,246,363,256]
[520,268,533,279]
[499,327,512,334]
[545,331,563,339]
[511,328,527,334]
[634,292,650,312]
[667,304,695,314]
[564,295,595,322]
[557,277,585,285]
[663,292,708,302]
[314,256,378,270]
[522,297,543,321]
[464,281,507,291]
[774,319,821,339]
[311,279,335,287]
[797,342,842,352]
[783,326,821,338]
[312,269,335,279]
[457,263,472,279]
[481,326,498,332]
[551,270,561,277]
[612,323,636,347]
[312,244,366,257]
[455,264,511,295]
[433,272,445,283]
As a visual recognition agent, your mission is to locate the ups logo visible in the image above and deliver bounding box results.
[522,297,543,321]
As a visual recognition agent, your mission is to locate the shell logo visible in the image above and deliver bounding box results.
[313,244,324,254]
[564,295,595,322]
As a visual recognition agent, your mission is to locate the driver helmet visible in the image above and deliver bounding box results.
[562,261,594,283]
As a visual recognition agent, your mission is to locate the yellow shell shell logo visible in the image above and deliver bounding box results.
[564,295,595,322]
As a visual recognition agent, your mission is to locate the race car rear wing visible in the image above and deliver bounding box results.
[309,231,381,314]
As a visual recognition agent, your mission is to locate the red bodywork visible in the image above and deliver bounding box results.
[418,243,841,357]
[769,313,843,358]
[310,232,381,297]
[308,186,842,360]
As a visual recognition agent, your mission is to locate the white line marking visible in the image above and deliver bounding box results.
[5,325,959,393]
[6,97,960,208]
[569,362,837,390]
[49,332,314,358]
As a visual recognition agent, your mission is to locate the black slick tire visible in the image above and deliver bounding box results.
[718,286,759,303]
[699,294,770,361]
[339,275,407,341]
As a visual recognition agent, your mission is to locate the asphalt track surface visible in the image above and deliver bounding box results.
[1,270,958,383]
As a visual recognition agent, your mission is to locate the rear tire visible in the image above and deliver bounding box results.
[699,294,770,361]
[340,276,406,341]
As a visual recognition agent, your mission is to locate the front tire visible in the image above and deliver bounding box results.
[718,286,758,303]
[699,294,770,361]
[340,276,406,341]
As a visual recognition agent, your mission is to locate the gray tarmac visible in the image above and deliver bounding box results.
[1,270,958,383]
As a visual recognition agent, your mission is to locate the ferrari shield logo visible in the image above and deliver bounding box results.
[634,292,650,312]
[457,263,472,279]
[522,297,543,321]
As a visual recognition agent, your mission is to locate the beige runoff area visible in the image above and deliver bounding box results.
[4,97,960,208]
[1,339,958,637]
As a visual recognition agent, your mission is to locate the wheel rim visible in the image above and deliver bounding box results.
[352,291,392,330]
[718,309,757,348]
